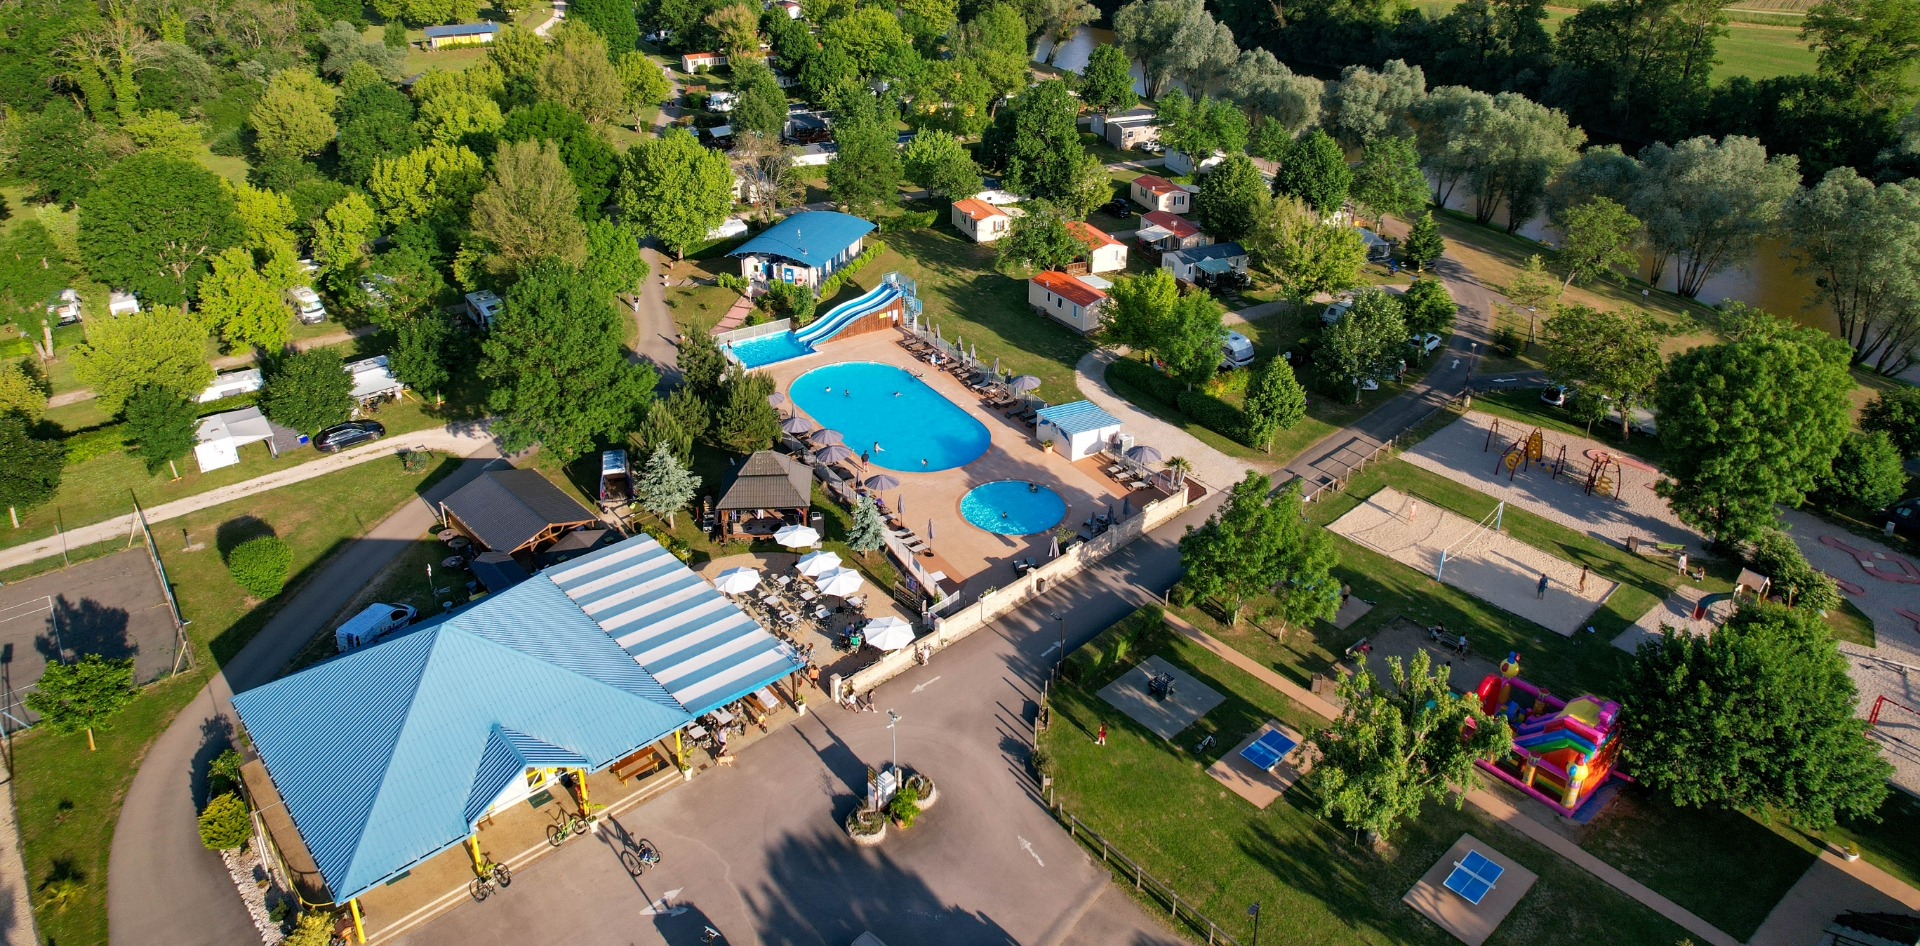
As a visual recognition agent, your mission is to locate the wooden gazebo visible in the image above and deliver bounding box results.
[439,469,601,555]
[714,451,812,537]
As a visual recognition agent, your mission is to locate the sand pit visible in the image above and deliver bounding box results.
[1328,488,1617,636]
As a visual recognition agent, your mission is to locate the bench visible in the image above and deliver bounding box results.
[612,746,667,784]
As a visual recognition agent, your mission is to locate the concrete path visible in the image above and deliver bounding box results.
[530,0,564,36]
[0,421,496,573]
[0,767,38,946]
[1164,611,1341,718]
[1073,349,1258,490]
[631,246,682,387]
[46,388,93,408]
[107,455,502,946]
[1749,848,1920,946]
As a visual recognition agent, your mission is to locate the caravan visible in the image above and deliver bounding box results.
[1220,331,1255,369]
[334,602,418,651]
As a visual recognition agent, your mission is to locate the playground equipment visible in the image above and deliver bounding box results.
[1473,654,1625,818]
[793,273,918,348]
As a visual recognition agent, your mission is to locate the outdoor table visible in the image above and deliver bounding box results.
[782,612,800,624]
[774,574,793,587]
[814,607,831,621]
[687,724,709,740]
[799,590,819,602]
[711,707,735,725]
[755,688,779,711]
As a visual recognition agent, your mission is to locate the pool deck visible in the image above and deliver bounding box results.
[761,331,1125,592]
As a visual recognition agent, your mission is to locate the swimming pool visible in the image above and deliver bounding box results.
[790,362,990,472]
[960,481,1066,535]
[725,331,813,368]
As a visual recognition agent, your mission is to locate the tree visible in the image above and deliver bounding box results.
[1861,385,1920,457]
[1246,195,1366,304]
[730,62,788,142]
[390,313,455,400]
[1160,291,1227,386]
[414,86,506,145]
[1307,648,1511,842]
[228,534,292,597]
[1631,135,1799,298]
[1193,153,1266,243]
[0,362,48,423]
[1803,0,1920,108]
[72,306,215,413]
[1153,90,1249,165]
[635,444,701,526]
[706,2,764,61]
[1078,43,1137,114]
[1242,356,1307,452]
[571,0,641,56]
[24,653,135,751]
[1822,429,1907,509]
[367,144,487,225]
[996,202,1082,272]
[79,153,243,306]
[1113,0,1233,97]
[125,110,204,160]
[1503,254,1561,333]
[900,0,958,46]
[981,80,1085,201]
[1464,93,1584,234]
[1542,304,1662,437]
[231,182,298,255]
[1655,317,1855,544]
[337,106,423,185]
[7,101,113,208]
[471,140,588,276]
[359,245,447,328]
[1623,600,1890,829]
[1349,136,1428,226]
[617,129,735,259]
[0,221,74,337]
[902,130,983,202]
[124,385,199,476]
[1271,129,1351,216]
[1102,269,1179,355]
[481,260,657,459]
[1747,528,1842,612]
[0,416,63,515]
[282,910,336,946]
[1179,474,1338,626]
[1056,153,1116,221]
[827,113,904,217]
[1782,167,1920,375]
[678,330,729,404]
[501,102,622,218]
[197,793,252,850]
[847,494,887,553]
[197,248,292,355]
[1401,210,1444,271]
[584,218,648,296]
[1321,288,1406,401]
[539,22,626,124]
[713,365,781,453]
[1556,196,1641,289]
[312,194,379,275]
[617,51,671,119]
[1402,277,1456,339]
[320,22,406,79]
[249,69,340,162]
[262,349,354,437]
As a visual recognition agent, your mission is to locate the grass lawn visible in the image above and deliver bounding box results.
[1043,618,1696,946]
[1412,4,1816,82]
[11,451,464,945]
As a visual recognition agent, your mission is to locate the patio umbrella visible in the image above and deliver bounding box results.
[1048,534,1060,558]
[817,567,864,597]
[1126,445,1163,464]
[992,356,1000,376]
[796,550,842,576]
[971,343,977,362]
[927,519,935,541]
[774,524,821,547]
[897,494,905,516]
[713,567,761,594]
[812,429,845,446]
[781,415,814,434]
[864,616,915,651]
[1009,375,1042,392]
[816,444,855,465]
[767,392,787,408]
[1122,496,1131,517]
[865,473,901,491]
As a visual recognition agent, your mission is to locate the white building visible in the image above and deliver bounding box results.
[1065,222,1128,274]
[345,355,405,405]
[194,407,294,472]
[952,199,1012,243]
[1130,175,1193,214]
[1028,271,1110,334]
[1035,400,1123,461]
[198,368,264,403]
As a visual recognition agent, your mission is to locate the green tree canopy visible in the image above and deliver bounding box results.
[197,247,292,355]
[540,21,628,124]
[249,69,340,163]
[1193,153,1267,243]
[1781,167,1920,376]
[72,305,216,413]
[1803,0,1920,108]
[1160,290,1228,386]
[24,653,136,751]
[1542,303,1662,437]
[481,259,657,459]
[1747,528,1842,612]
[1655,315,1855,543]
[1556,196,1641,289]
[1077,43,1138,114]
[0,415,63,514]
[7,101,112,208]
[263,348,354,436]
[1350,135,1428,224]
[1102,268,1179,356]
[1246,195,1366,304]
[228,534,293,598]
[1821,429,1907,509]
[1272,129,1352,215]
[713,365,782,453]
[617,129,736,259]
[367,143,487,225]
[1861,384,1920,457]
[500,102,622,219]
[1321,287,1407,401]
[1179,474,1338,625]
[730,61,790,142]
[997,202,1082,272]
[571,0,641,56]
[1242,355,1307,452]
[1631,135,1799,298]
[584,218,648,296]
[1402,277,1457,339]
[79,153,243,305]
[124,385,199,475]
[635,443,701,526]
[1623,600,1890,829]
[471,139,588,276]
[390,312,456,399]
[847,494,887,553]
[827,108,905,217]
[902,130,984,202]
[0,362,48,423]
[1401,210,1444,270]
[981,79,1085,201]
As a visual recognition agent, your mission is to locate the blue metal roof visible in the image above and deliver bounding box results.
[423,22,500,37]
[1166,242,1247,264]
[231,570,692,903]
[1037,400,1122,436]
[545,535,805,716]
[728,211,874,270]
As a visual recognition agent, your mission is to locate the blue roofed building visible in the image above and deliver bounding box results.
[231,533,802,916]
[1035,400,1123,461]
[728,211,874,292]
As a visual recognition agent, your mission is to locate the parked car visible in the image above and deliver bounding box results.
[314,420,386,452]
[1541,384,1568,406]
[1412,333,1443,355]
[1884,497,1920,537]
[1101,198,1134,219]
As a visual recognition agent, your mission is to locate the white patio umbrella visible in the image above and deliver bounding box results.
[712,567,761,594]
[864,616,915,651]
[1009,375,1042,392]
[816,567,864,597]
[796,549,842,577]
[775,524,821,547]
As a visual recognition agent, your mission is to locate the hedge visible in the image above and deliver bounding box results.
[879,210,938,232]
[1062,604,1168,685]
[1107,357,1256,447]
[1107,356,1183,405]
[814,241,884,303]
[227,535,292,598]
[64,424,130,464]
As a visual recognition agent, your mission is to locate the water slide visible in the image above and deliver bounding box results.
[793,280,902,347]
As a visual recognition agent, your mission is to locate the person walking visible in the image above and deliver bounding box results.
[1095,722,1107,746]
[1578,565,1589,593]
[1536,572,1550,599]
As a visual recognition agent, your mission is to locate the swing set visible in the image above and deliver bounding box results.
[1481,417,1630,500]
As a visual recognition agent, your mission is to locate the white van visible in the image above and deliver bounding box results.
[287,286,326,324]
[1220,330,1255,369]
[335,602,418,652]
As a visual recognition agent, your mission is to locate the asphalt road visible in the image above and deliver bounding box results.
[396,494,1223,946]
[106,456,503,946]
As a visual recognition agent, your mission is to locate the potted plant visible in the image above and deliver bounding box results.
[845,806,887,845]
[793,693,807,716]
[905,771,937,810]
[1840,843,1861,862]
[888,782,921,828]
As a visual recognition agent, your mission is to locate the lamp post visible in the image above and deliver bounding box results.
[1248,902,1261,946]
[886,709,901,773]
[1051,612,1065,679]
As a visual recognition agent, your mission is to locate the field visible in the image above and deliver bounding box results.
[1405,3,1818,82]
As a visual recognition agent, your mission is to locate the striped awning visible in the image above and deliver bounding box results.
[544,535,805,716]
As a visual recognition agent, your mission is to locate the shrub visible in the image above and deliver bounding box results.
[209,748,245,796]
[1821,429,1907,511]
[227,535,292,598]
[888,782,921,826]
[813,242,882,302]
[1862,386,1920,458]
[1203,368,1250,397]
[879,209,938,232]
[715,273,748,293]
[759,279,815,325]
[282,909,335,946]
[1107,356,1183,405]
[1177,389,1251,444]
[198,792,252,850]
[1029,745,1053,777]
[1747,528,1841,613]
[62,424,130,464]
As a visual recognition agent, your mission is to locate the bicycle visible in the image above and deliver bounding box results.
[547,811,589,847]
[619,838,662,876]
[468,856,511,901]
[700,927,724,944]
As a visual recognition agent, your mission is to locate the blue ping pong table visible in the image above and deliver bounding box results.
[1443,850,1506,905]
[1238,729,1297,772]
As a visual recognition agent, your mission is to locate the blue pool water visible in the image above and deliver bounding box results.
[790,362,990,472]
[725,331,814,368]
[960,481,1066,535]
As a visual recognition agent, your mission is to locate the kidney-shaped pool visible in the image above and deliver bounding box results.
[790,362,991,472]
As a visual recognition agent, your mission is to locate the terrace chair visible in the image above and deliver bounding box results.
[905,538,929,554]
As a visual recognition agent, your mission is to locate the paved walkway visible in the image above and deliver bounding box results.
[106,455,502,946]
[0,767,38,946]
[1073,349,1257,491]
[1750,848,1920,946]
[1164,611,1341,718]
[631,246,682,387]
[0,420,497,573]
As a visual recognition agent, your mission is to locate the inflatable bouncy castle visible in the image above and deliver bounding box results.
[1474,654,1624,818]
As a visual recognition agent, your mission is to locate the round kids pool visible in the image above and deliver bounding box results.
[790,362,991,472]
[960,481,1066,535]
